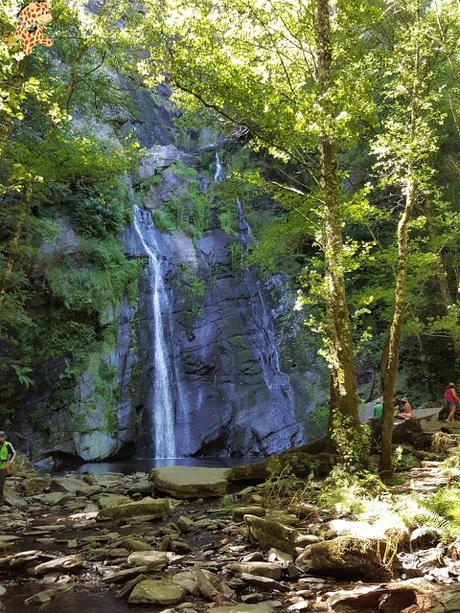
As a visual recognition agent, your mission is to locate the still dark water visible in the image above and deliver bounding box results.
[38,456,263,475]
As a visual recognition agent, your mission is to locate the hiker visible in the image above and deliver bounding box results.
[371,398,383,422]
[395,397,413,420]
[444,383,459,424]
[0,432,16,506]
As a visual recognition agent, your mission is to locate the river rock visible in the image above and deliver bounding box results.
[3,486,26,508]
[119,537,153,552]
[307,537,393,580]
[150,467,228,498]
[233,506,266,521]
[102,566,148,584]
[177,515,195,533]
[97,497,170,521]
[21,476,51,497]
[50,477,101,497]
[128,578,186,605]
[226,562,283,579]
[241,573,289,592]
[28,554,84,576]
[127,550,169,569]
[245,515,299,554]
[98,494,132,509]
[211,602,281,613]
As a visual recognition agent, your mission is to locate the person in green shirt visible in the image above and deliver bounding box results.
[0,432,16,506]
[373,399,383,420]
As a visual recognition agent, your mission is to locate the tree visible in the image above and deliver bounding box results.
[372,0,444,473]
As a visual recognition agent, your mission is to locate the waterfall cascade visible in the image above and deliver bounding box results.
[132,206,176,459]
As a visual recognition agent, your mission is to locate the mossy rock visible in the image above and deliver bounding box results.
[308,536,393,580]
[97,497,170,522]
[244,514,299,555]
[128,578,185,605]
[225,462,267,483]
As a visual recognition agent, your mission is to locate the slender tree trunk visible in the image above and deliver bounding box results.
[380,178,418,473]
[0,182,33,313]
[315,0,359,424]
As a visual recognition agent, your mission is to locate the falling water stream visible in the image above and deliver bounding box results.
[132,206,176,459]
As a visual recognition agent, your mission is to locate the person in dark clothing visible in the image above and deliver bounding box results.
[0,432,16,505]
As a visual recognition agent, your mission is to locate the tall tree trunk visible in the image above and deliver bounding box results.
[315,0,359,424]
[0,182,33,313]
[380,179,417,472]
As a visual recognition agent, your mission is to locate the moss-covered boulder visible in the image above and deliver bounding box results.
[128,578,185,605]
[307,536,393,580]
[244,514,299,555]
[225,463,267,483]
[150,466,228,498]
[127,551,169,569]
[97,497,170,522]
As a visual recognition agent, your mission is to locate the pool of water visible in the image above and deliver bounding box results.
[40,455,264,475]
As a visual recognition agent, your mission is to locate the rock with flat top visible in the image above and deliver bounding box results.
[127,550,169,569]
[150,467,228,499]
[226,562,283,579]
[128,578,185,605]
[98,494,131,509]
[97,497,170,522]
[245,515,299,554]
[211,602,281,613]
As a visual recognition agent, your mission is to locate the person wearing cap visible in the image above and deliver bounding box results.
[444,383,459,424]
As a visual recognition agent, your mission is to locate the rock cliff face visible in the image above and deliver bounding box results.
[12,87,327,462]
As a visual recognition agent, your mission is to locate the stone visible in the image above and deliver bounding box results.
[21,476,51,497]
[28,554,84,576]
[97,497,170,522]
[50,477,101,497]
[119,538,153,552]
[98,494,132,509]
[128,578,185,605]
[245,515,299,554]
[211,602,281,612]
[226,562,283,580]
[295,535,323,547]
[267,549,293,563]
[241,573,289,592]
[3,486,27,508]
[233,506,266,521]
[127,550,170,569]
[150,467,228,499]
[102,566,148,584]
[307,537,393,580]
[177,515,195,533]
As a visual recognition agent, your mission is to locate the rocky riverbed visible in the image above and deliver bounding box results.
[0,445,459,613]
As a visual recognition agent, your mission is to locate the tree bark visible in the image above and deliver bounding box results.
[315,0,359,424]
[0,182,33,314]
[380,179,417,472]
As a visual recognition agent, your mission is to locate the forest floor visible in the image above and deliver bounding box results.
[0,417,459,612]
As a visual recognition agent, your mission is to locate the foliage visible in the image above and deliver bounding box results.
[330,410,371,471]
[173,262,205,318]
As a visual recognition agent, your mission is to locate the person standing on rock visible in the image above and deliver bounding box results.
[444,383,459,424]
[0,432,16,505]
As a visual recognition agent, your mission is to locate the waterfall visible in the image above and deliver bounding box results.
[132,206,176,459]
[214,150,224,182]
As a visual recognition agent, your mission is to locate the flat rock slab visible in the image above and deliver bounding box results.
[211,602,281,613]
[150,467,228,499]
[97,497,170,522]
[128,578,185,605]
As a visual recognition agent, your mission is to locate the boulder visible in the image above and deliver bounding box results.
[3,486,27,508]
[307,537,393,580]
[28,554,84,576]
[128,578,185,605]
[127,550,169,569]
[177,515,195,533]
[150,467,228,499]
[97,497,170,522]
[245,515,299,554]
[226,463,267,483]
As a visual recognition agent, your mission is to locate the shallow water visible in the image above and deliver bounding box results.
[45,456,263,476]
